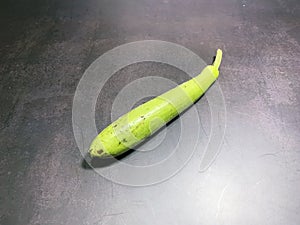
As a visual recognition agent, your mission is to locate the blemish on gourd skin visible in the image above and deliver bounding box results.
[97,149,104,155]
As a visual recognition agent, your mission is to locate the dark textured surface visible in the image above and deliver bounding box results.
[1,0,300,224]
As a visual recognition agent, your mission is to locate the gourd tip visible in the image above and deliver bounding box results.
[213,49,223,70]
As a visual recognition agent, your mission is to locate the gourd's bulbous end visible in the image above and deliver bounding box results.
[89,137,112,158]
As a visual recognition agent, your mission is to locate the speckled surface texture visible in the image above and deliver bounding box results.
[1,0,300,224]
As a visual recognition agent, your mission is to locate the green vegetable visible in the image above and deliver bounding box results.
[89,49,223,158]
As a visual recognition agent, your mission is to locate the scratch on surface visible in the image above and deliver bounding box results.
[110,179,114,199]
[234,109,300,126]
[74,122,86,152]
[252,179,263,189]
[199,116,208,137]
[282,135,291,169]
[216,181,231,219]
[149,202,157,219]
[120,216,128,225]
[93,208,109,225]
[223,135,231,150]
[258,152,280,158]
[233,110,253,119]
[93,211,125,225]
[103,212,125,217]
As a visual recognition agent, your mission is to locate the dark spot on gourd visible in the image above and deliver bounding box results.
[113,124,118,128]
[97,149,104,155]
[119,141,121,145]
[122,138,127,142]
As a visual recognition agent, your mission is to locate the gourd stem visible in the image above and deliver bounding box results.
[213,49,223,70]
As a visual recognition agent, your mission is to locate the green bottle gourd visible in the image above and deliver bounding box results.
[89,49,223,158]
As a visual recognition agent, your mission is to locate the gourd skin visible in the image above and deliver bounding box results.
[89,50,222,158]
